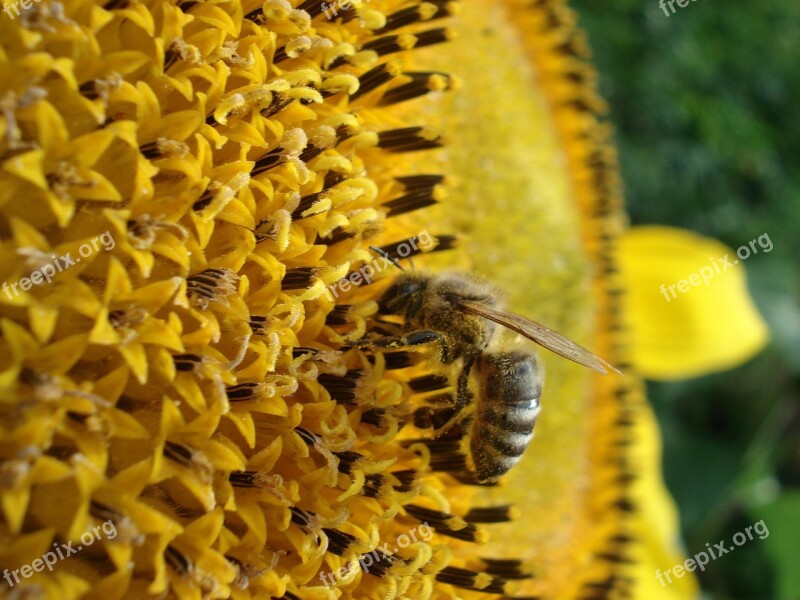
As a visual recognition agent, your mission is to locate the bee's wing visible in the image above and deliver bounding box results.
[459,300,621,375]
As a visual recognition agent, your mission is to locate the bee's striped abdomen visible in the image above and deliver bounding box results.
[470,351,543,483]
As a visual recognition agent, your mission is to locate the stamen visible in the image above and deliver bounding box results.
[362,473,384,498]
[282,267,317,290]
[333,450,365,475]
[404,504,481,542]
[350,62,402,101]
[326,305,353,325]
[165,545,192,576]
[323,527,360,556]
[361,33,417,56]
[381,72,453,106]
[163,441,195,467]
[479,558,532,580]
[186,268,239,309]
[249,315,269,336]
[376,1,455,34]
[319,370,363,404]
[291,192,329,219]
[390,469,418,492]
[360,408,386,427]
[464,505,516,524]
[435,565,505,594]
[403,439,467,473]
[225,383,266,402]
[376,127,443,152]
[375,234,455,262]
[251,146,285,175]
[408,374,450,393]
[172,353,203,372]
[383,184,443,216]
[395,174,445,190]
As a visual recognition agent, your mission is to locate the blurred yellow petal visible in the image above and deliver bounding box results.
[630,398,699,599]
[617,226,769,379]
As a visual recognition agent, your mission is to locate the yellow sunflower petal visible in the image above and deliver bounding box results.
[617,226,769,379]
[630,397,700,599]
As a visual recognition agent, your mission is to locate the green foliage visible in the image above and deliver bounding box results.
[570,1,800,598]
[756,493,800,600]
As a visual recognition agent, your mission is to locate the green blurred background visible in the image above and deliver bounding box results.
[569,1,800,599]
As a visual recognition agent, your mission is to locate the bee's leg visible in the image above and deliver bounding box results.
[413,403,457,430]
[431,357,474,437]
[353,330,450,358]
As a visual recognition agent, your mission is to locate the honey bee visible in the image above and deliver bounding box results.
[371,271,618,483]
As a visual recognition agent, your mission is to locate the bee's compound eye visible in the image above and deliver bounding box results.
[396,281,420,296]
[379,278,424,313]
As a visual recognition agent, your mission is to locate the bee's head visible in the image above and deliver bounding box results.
[378,273,430,318]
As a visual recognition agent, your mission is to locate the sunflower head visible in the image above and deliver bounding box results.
[0,0,719,598]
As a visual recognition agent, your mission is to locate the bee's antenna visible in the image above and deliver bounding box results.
[369,246,405,272]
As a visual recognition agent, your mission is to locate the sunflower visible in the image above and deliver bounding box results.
[0,0,768,598]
